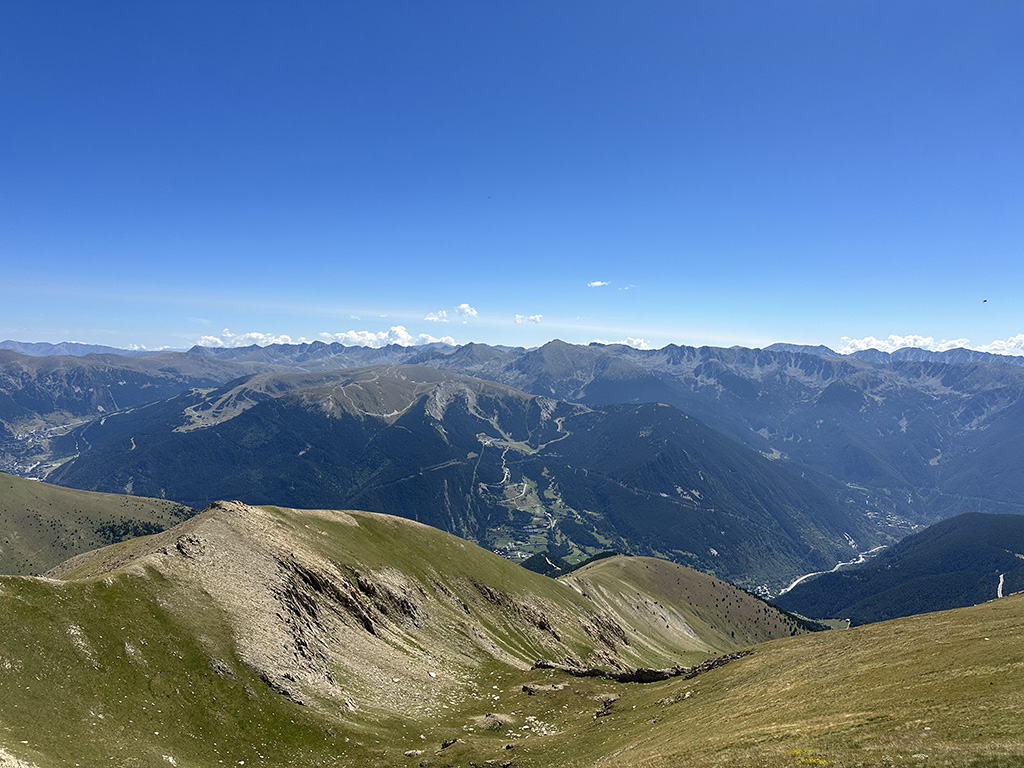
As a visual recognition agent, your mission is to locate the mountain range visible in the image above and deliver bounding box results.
[43,365,872,590]
[5,338,1024,591]
[0,339,169,357]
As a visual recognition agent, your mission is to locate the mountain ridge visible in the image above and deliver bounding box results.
[0,498,808,766]
[0,497,1020,767]
[46,365,874,591]
[8,338,1024,586]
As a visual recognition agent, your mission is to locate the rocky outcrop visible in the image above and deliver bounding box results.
[532,649,752,683]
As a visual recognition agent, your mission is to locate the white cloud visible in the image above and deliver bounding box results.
[591,337,651,350]
[125,343,174,351]
[838,333,1024,357]
[197,329,310,348]
[975,334,1024,356]
[318,326,455,348]
[424,310,449,323]
[838,335,963,354]
[455,303,478,319]
[587,281,610,288]
[514,314,543,324]
[197,326,456,349]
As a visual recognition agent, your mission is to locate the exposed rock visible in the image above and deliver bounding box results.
[353,568,426,627]
[472,712,515,731]
[209,658,235,678]
[175,534,205,559]
[0,747,42,768]
[582,612,629,650]
[532,649,752,683]
[658,689,694,705]
[473,582,560,639]
[280,556,376,635]
[521,682,567,695]
[594,694,618,718]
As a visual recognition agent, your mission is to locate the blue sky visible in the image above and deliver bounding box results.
[2,1,1022,353]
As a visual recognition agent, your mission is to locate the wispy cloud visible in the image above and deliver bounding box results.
[514,314,543,324]
[838,333,1024,357]
[587,281,610,288]
[424,310,449,323]
[591,336,651,350]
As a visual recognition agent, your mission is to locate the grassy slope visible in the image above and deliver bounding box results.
[1,504,1019,767]
[0,502,803,768]
[561,555,810,665]
[0,471,192,574]
[549,593,1024,768]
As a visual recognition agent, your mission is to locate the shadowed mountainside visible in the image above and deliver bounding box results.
[775,512,1024,625]
[47,366,879,590]
[9,339,1024,530]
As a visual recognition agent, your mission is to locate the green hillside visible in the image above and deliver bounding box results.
[530,592,1024,767]
[0,501,1020,767]
[0,501,802,767]
[0,471,192,574]
[562,555,816,663]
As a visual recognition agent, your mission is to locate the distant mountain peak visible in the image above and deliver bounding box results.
[762,343,838,357]
[849,346,1024,367]
[0,339,163,358]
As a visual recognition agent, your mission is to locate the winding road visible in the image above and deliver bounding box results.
[779,545,888,596]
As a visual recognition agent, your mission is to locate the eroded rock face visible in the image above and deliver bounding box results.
[352,567,427,628]
[117,503,586,716]
[531,649,752,684]
[44,500,765,725]
[175,534,205,559]
[472,581,561,639]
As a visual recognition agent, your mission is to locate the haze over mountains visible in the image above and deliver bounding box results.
[5,338,1024,594]
[0,340,168,358]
